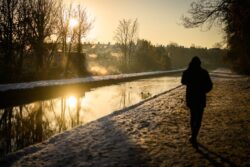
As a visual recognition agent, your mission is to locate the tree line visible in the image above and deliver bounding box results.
[0,0,91,83]
[83,41,226,75]
[0,1,232,84]
[113,18,226,74]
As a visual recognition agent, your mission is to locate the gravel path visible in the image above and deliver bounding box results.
[2,76,250,167]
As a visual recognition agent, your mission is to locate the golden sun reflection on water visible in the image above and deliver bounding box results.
[66,96,77,108]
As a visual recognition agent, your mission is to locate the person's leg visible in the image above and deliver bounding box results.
[189,108,196,142]
[192,107,204,141]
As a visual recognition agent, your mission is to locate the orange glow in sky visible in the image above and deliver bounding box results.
[64,0,223,48]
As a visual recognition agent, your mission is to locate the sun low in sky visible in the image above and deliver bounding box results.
[69,18,79,29]
[64,0,223,48]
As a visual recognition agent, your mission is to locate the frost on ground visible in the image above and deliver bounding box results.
[1,76,250,167]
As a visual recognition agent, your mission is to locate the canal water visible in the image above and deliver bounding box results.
[0,76,180,157]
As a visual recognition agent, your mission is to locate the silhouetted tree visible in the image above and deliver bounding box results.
[14,1,32,75]
[182,0,228,29]
[226,0,250,74]
[0,0,19,80]
[114,19,138,72]
[0,0,34,81]
[154,46,171,69]
[58,4,92,77]
[0,0,64,82]
[133,39,155,71]
[183,0,250,74]
[132,40,171,72]
[58,4,71,66]
[27,0,60,72]
[74,5,92,76]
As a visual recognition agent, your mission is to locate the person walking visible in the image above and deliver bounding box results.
[181,56,213,148]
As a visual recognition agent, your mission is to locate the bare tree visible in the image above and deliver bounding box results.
[58,4,92,77]
[182,0,229,29]
[75,5,92,54]
[114,19,138,72]
[0,0,18,78]
[0,0,34,80]
[15,0,33,74]
[72,5,92,76]
[27,0,60,71]
[58,3,72,63]
[182,0,250,74]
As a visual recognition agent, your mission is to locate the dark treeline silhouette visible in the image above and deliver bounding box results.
[0,0,228,84]
[0,0,92,83]
[167,43,227,69]
[83,41,226,75]
[132,40,171,72]
[0,38,226,84]
[113,18,226,74]
[183,0,250,74]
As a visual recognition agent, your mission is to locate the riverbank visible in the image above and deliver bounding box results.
[0,69,184,108]
[2,76,250,166]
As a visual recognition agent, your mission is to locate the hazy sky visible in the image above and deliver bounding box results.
[65,0,223,48]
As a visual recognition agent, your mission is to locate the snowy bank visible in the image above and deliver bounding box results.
[0,69,185,92]
[0,69,184,108]
[1,75,249,167]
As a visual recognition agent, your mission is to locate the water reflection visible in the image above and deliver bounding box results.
[66,96,77,108]
[0,76,180,157]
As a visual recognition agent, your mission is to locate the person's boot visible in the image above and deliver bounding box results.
[189,137,198,149]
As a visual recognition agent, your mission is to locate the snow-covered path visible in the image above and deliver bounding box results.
[1,75,249,167]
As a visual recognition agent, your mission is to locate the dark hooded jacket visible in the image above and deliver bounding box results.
[181,57,213,108]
